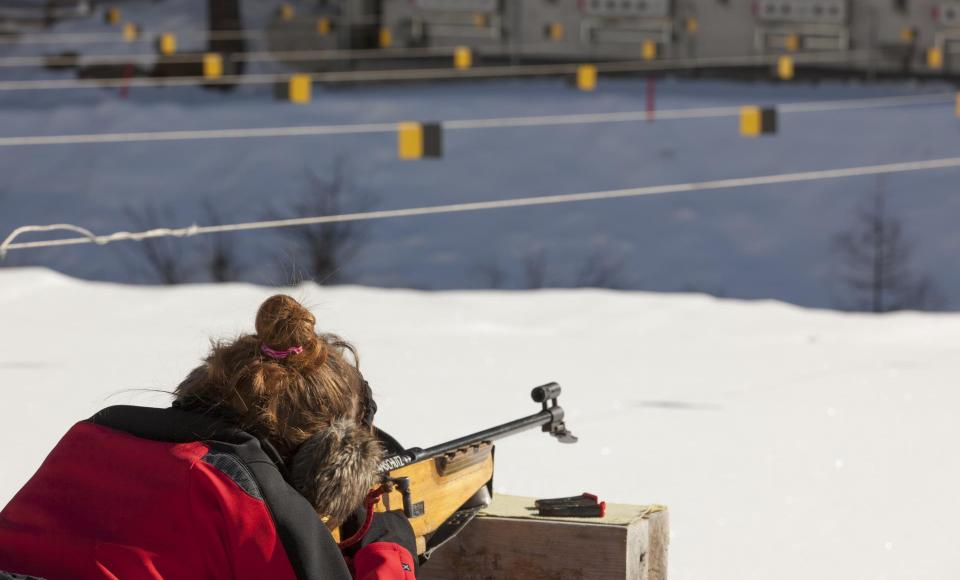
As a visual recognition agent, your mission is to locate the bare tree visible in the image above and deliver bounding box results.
[201,201,240,283]
[472,256,507,289]
[276,160,374,285]
[521,247,549,289]
[833,186,942,312]
[681,282,727,298]
[575,247,627,289]
[124,203,190,285]
[472,244,631,290]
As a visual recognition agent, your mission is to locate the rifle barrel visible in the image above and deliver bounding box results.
[411,409,552,463]
[377,382,574,474]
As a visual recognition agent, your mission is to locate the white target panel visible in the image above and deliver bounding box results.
[413,0,499,12]
[755,0,848,24]
[580,0,672,19]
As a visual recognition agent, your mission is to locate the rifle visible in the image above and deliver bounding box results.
[335,382,577,558]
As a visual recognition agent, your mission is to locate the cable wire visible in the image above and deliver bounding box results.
[0,28,317,44]
[0,49,878,92]
[0,91,949,148]
[3,155,959,257]
[0,46,459,67]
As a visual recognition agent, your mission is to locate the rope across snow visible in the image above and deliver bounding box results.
[4,156,960,258]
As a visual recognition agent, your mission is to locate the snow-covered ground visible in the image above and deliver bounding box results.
[1,0,958,308]
[3,74,959,309]
[3,1,958,579]
[2,268,958,580]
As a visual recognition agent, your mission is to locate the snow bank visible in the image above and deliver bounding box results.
[1,268,958,579]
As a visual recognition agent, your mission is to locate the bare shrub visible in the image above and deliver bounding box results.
[275,159,375,285]
[123,203,189,285]
[833,184,943,312]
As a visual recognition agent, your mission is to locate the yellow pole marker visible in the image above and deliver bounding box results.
[740,106,761,137]
[397,122,423,160]
[121,22,140,42]
[203,53,223,79]
[785,33,800,52]
[104,7,121,25]
[379,27,393,48]
[955,93,960,118]
[686,17,698,33]
[777,55,794,80]
[317,17,332,36]
[900,26,915,43]
[473,13,487,28]
[576,64,597,92]
[279,3,295,21]
[454,46,472,70]
[740,106,776,136]
[157,33,177,56]
[927,47,943,69]
[288,74,311,104]
[642,40,657,61]
[548,22,564,41]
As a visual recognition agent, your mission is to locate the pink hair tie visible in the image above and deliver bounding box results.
[260,343,304,360]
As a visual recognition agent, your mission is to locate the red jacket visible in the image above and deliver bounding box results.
[0,406,416,580]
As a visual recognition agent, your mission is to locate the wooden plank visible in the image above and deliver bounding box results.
[421,495,669,580]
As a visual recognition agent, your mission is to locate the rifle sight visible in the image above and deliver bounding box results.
[531,382,562,405]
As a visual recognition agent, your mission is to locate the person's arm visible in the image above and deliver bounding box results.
[344,511,418,580]
[354,543,416,580]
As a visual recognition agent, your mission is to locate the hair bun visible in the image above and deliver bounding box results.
[255,295,320,357]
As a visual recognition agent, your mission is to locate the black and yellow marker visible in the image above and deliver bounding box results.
[576,64,597,91]
[454,46,472,70]
[397,122,442,160]
[900,26,916,44]
[777,55,794,80]
[275,74,311,104]
[379,27,392,48]
[122,22,141,42]
[278,3,295,21]
[156,33,177,56]
[927,46,944,69]
[317,17,332,36]
[642,40,657,61]
[784,33,800,52]
[740,106,777,137]
[546,22,564,41]
[104,7,121,25]
[203,53,223,79]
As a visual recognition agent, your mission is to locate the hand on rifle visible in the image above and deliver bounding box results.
[340,500,419,577]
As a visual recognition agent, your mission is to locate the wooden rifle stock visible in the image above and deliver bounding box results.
[334,382,577,557]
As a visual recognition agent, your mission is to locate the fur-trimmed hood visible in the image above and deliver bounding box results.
[289,419,384,527]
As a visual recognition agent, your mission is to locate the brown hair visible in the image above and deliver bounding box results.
[175,294,367,460]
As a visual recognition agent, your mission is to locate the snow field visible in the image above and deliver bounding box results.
[1,268,958,579]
